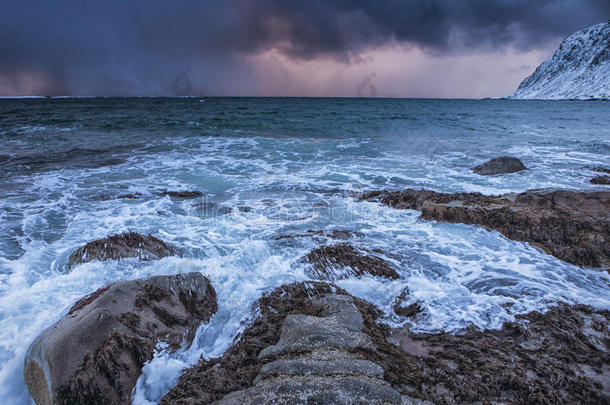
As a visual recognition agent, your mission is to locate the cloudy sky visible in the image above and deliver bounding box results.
[1,0,608,98]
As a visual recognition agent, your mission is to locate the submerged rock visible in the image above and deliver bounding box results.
[300,243,400,280]
[393,289,423,319]
[68,232,176,269]
[275,229,363,241]
[362,189,610,267]
[163,281,609,404]
[162,282,424,405]
[24,272,217,405]
[473,156,527,175]
[591,175,610,185]
[117,192,142,199]
[592,167,610,174]
[158,190,205,199]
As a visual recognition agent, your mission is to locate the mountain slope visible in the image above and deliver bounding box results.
[511,22,610,100]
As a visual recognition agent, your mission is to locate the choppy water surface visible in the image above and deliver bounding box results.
[0,97,609,404]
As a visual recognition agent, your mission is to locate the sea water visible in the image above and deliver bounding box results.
[0,97,608,404]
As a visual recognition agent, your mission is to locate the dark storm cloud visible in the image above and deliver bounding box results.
[0,0,608,95]
[223,0,610,59]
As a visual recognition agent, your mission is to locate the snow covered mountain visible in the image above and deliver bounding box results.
[511,22,610,100]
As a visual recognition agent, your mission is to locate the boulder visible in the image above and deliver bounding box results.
[300,243,400,280]
[591,175,610,185]
[68,232,176,269]
[24,272,217,405]
[362,189,610,267]
[473,156,527,175]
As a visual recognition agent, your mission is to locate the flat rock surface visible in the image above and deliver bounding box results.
[24,272,217,405]
[68,232,176,269]
[361,189,610,267]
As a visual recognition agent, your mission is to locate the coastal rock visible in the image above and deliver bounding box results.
[117,192,142,199]
[162,282,424,405]
[393,289,423,319]
[389,303,610,404]
[362,189,610,267]
[275,229,362,240]
[68,232,176,269]
[300,243,400,280]
[472,156,527,175]
[163,281,609,404]
[591,175,610,185]
[24,272,217,405]
[159,190,205,199]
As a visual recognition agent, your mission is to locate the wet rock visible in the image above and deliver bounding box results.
[590,166,610,174]
[162,282,342,404]
[162,283,424,405]
[392,288,423,318]
[163,282,608,404]
[388,303,610,404]
[362,189,610,267]
[24,273,217,405]
[591,175,610,185]
[117,192,142,199]
[300,243,400,280]
[275,229,362,240]
[158,190,205,199]
[68,232,176,269]
[473,156,527,175]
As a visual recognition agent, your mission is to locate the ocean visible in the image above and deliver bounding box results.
[0,97,609,403]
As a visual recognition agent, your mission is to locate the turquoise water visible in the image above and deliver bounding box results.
[0,97,609,403]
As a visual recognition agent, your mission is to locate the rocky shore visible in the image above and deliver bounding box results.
[361,189,610,267]
[23,186,610,404]
[163,282,609,404]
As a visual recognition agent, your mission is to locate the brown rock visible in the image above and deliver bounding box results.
[24,273,217,405]
[300,243,400,280]
[362,189,610,267]
[162,281,609,404]
[68,232,176,269]
[387,303,610,404]
[158,190,205,199]
[162,282,424,405]
[591,175,610,185]
[275,229,362,240]
[473,156,527,175]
